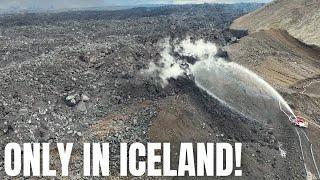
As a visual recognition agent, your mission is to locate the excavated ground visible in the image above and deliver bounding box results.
[230,0,320,47]
[228,28,320,179]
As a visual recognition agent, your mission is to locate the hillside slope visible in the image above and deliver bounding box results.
[230,0,320,47]
[227,29,320,179]
[227,29,320,89]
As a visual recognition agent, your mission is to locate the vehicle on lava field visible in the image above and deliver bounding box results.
[289,116,309,128]
[279,101,308,128]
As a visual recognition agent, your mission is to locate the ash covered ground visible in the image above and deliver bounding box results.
[0,3,306,179]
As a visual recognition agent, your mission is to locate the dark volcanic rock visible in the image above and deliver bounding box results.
[0,3,303,179]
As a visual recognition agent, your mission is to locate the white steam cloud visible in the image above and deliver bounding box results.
[176,38,218,60]
[142,37,221,87]
[142,39,185,86]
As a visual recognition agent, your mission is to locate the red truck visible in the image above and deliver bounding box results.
[290,116,309,128]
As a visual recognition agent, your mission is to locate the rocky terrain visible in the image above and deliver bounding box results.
[229,1,320,178]
[230,0,320,47]
[0,3,310,179]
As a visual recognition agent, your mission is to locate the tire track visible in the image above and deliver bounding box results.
[295,127,320,179]
[280,102,320,179]
[301,80,320,94]
[301,129,320,179]
[295,128,308,177]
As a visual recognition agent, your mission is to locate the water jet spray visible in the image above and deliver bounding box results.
[144,37,297,123]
